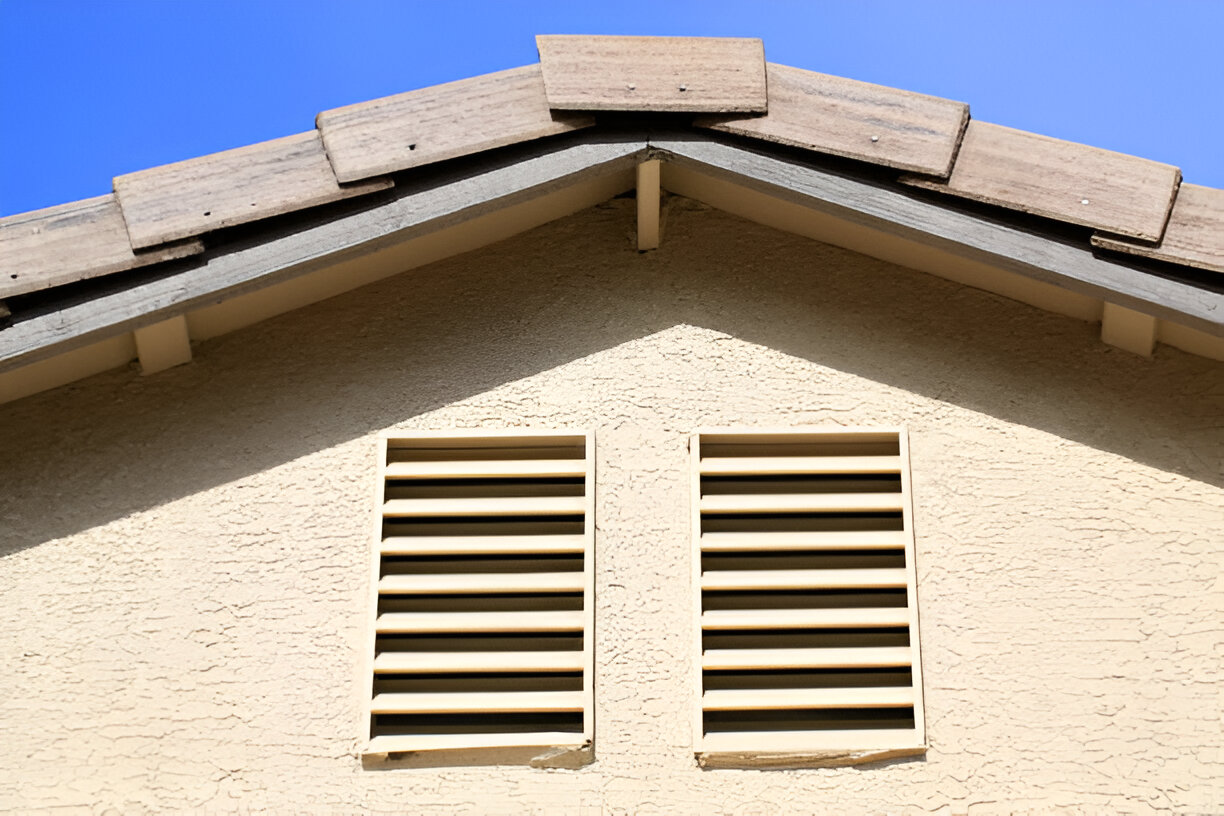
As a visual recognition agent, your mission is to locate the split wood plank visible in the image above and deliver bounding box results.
[113,131,392,249]
[1092,183,1224,274]
[697,63,968,177]
[700,728,922,755]
[0,195,202,299]
[366,732,585,755]
[903,120,1180,242]
[317,65,593,184]
[537,35,767,113]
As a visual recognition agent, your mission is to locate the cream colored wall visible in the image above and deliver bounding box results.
[1,199,1220,815]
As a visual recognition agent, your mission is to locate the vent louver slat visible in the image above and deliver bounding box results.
[365,431,594,757]
[692,429,926,761]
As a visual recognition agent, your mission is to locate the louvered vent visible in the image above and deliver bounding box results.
[691,429,925,759]
[365,431,594,756]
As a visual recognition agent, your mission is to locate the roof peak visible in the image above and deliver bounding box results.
[1,34,1220,309]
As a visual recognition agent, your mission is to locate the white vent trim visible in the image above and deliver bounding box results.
[690,427,927,765]
[363,429,595,758]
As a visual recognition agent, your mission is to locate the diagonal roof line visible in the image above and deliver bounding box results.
[3,129,1220,376]
[0,133,647,374]
[2,34,1221,309]
[654,134,1222,335]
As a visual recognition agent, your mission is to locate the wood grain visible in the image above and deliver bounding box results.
[697,63,967,177]
[653,135,1222,335]
[113,131,392,249]
[1092,183,1224,274]
[537,35,766,113]
[903,121,1180,242]
[0,134,646,372]
[317,65,592,183]
[0,195,202,298]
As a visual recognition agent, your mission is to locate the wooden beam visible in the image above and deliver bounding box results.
[1100,302,1157,357]
[133,314,192,375]
[537,35,767,113]
[700,531,908,551]
[652,135,1223,337]
[366,732,585,755]
[0,134,648,374]
[636,160,661,250]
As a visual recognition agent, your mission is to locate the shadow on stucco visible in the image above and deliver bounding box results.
[1,197,1221,556]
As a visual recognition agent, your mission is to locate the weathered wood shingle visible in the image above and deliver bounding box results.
[317,65,592,184]
[697,63,968,177]
[0,195,203,299]
[537,35,767,113]
[903,121,1180,242]
[113,131,392,249]
[1092,184,1224,274]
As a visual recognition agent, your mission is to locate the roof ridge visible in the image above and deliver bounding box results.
[1,33,1220,306]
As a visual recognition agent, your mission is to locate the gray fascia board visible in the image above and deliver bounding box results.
[652,134,1223,337]
[5,130,1221,374]
[0,133,649,373]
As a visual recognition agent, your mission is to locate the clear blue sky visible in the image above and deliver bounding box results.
[2,0,1222,216]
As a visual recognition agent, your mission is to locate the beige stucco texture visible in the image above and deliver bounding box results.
[2,198,1221,814]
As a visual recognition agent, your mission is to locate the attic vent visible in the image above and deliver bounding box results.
[691,429,926,763]
[365,430,594,757]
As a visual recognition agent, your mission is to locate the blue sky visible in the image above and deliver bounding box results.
[2,0,1222,216]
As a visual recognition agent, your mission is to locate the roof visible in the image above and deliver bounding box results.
[1,34,1221,377]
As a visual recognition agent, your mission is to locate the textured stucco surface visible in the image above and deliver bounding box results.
[1,198,1221,815]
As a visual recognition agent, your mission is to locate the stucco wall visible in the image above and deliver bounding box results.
[1,198,1220,815]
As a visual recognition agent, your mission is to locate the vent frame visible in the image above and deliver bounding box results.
[690,427,927,766]
[362,428,595,760]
